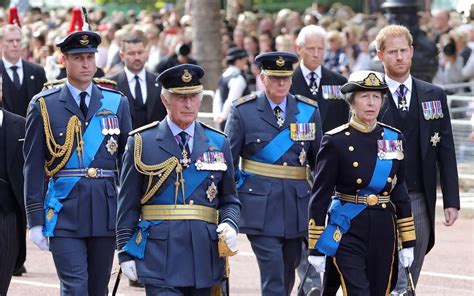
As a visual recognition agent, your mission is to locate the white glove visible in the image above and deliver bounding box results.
[28,225,49,251]
[399,247,414,268]
[120,260,138,281]
[308,255,326,273]
[216,222,238,252]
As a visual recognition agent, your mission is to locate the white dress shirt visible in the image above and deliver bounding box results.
[125,68,147,104]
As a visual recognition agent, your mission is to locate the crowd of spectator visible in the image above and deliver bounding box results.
[0,2,473,107]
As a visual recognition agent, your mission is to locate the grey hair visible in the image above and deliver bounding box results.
[161,88,204,100]
[296,25,327,47]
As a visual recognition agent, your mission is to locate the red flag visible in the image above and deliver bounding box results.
[8,6,21,27]
[68,7,84,33]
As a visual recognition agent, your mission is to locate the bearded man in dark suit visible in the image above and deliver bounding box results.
[109,33,166,129]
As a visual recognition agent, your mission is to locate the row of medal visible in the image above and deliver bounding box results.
[290,123,316,141]
[101,116,121,135]
[321,85,344,100]
[421,100,444,120]
[195,151,227,171]
[377,139,404,160]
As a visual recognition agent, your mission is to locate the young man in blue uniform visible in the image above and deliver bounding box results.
[225,52,323,295]
[23,30,132,295]
[116,64,240,295]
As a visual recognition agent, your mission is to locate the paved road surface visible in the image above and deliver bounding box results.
[8,216,474,295]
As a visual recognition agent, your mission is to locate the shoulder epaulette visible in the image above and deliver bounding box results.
[379,122,401,134]
[94,77,117,86]
[32,87,61,102]
[129,121,160,136]
[97,84,123,95]
[43,78,67,90]
[295,94,318,107]
[234,93,257,106]
[199,121,227,136]
[326,123,350,135]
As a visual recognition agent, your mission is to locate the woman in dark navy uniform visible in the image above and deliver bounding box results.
[307,71,416,295]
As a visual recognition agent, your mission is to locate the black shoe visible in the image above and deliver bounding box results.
[13,265,27,276]
[129,279,144,288]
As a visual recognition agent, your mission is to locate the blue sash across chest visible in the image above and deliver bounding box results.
[123,128,225,259]
[236,100,316,187]
[316,127,398,256]
[43,91,121,237]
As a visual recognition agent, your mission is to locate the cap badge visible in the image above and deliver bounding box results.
[276,56,285,67]
[181,69,192,83]
[363,73,381,87]
[79,35,90,46]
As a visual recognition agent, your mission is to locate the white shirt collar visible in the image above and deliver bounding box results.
[125,67,146,83]
[300,61,322,81]
[2,58,22,70]
[385,74,412,96]
[0,109,3,127]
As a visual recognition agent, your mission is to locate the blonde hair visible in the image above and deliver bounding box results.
[375,25,413,52]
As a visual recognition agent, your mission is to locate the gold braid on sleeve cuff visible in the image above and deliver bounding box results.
[397,216,416,242]
[308,219,325,249]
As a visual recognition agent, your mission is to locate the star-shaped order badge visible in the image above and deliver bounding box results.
[106,137,118,155]
[430,132,441,147]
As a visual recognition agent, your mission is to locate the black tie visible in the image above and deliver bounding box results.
[396,84,408,119]
[309,72,318,95]
[274,106,284,128]
[134,75,144,106]
[178,131,190,155]
[10,66,21,90]
[79,92,88,117]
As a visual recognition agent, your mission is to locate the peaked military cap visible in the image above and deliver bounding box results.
[340,71,388,94]
[226,47,248,62]
[56,31,101,54]
[255,51,298,77]
[157,64,204,94]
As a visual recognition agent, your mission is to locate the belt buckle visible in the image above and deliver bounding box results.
[87,167,98,178]
[366,194,378,206]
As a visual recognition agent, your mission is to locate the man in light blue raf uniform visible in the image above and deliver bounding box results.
[225,52,323,295]
[116,64,240,296]
[23,30,132,295]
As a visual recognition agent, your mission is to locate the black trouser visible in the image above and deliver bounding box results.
[329,208,397,296]
[0,211,20,295]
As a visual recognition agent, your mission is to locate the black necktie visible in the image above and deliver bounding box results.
[274,106,284,128]
[10,66,21,90]
[178,131,190,155]
[79,92,88,117]
[396,84,408,119]
[309,72,318,95]
[134,75,144,106]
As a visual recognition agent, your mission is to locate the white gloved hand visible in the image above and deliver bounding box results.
[308,255,326,273]
[399,247,414,268]
[28,225,49,251]
[120,260,138,281]
[216,222,238,252]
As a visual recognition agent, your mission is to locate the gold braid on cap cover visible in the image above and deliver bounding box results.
[133,133,185,205]
[39,97,84,177]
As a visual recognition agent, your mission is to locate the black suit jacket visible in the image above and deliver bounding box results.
[290,65,349,132]
[378,77,460,253]
[1,60,47,117]
[109,70,166,127]
[1,108,26,269]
